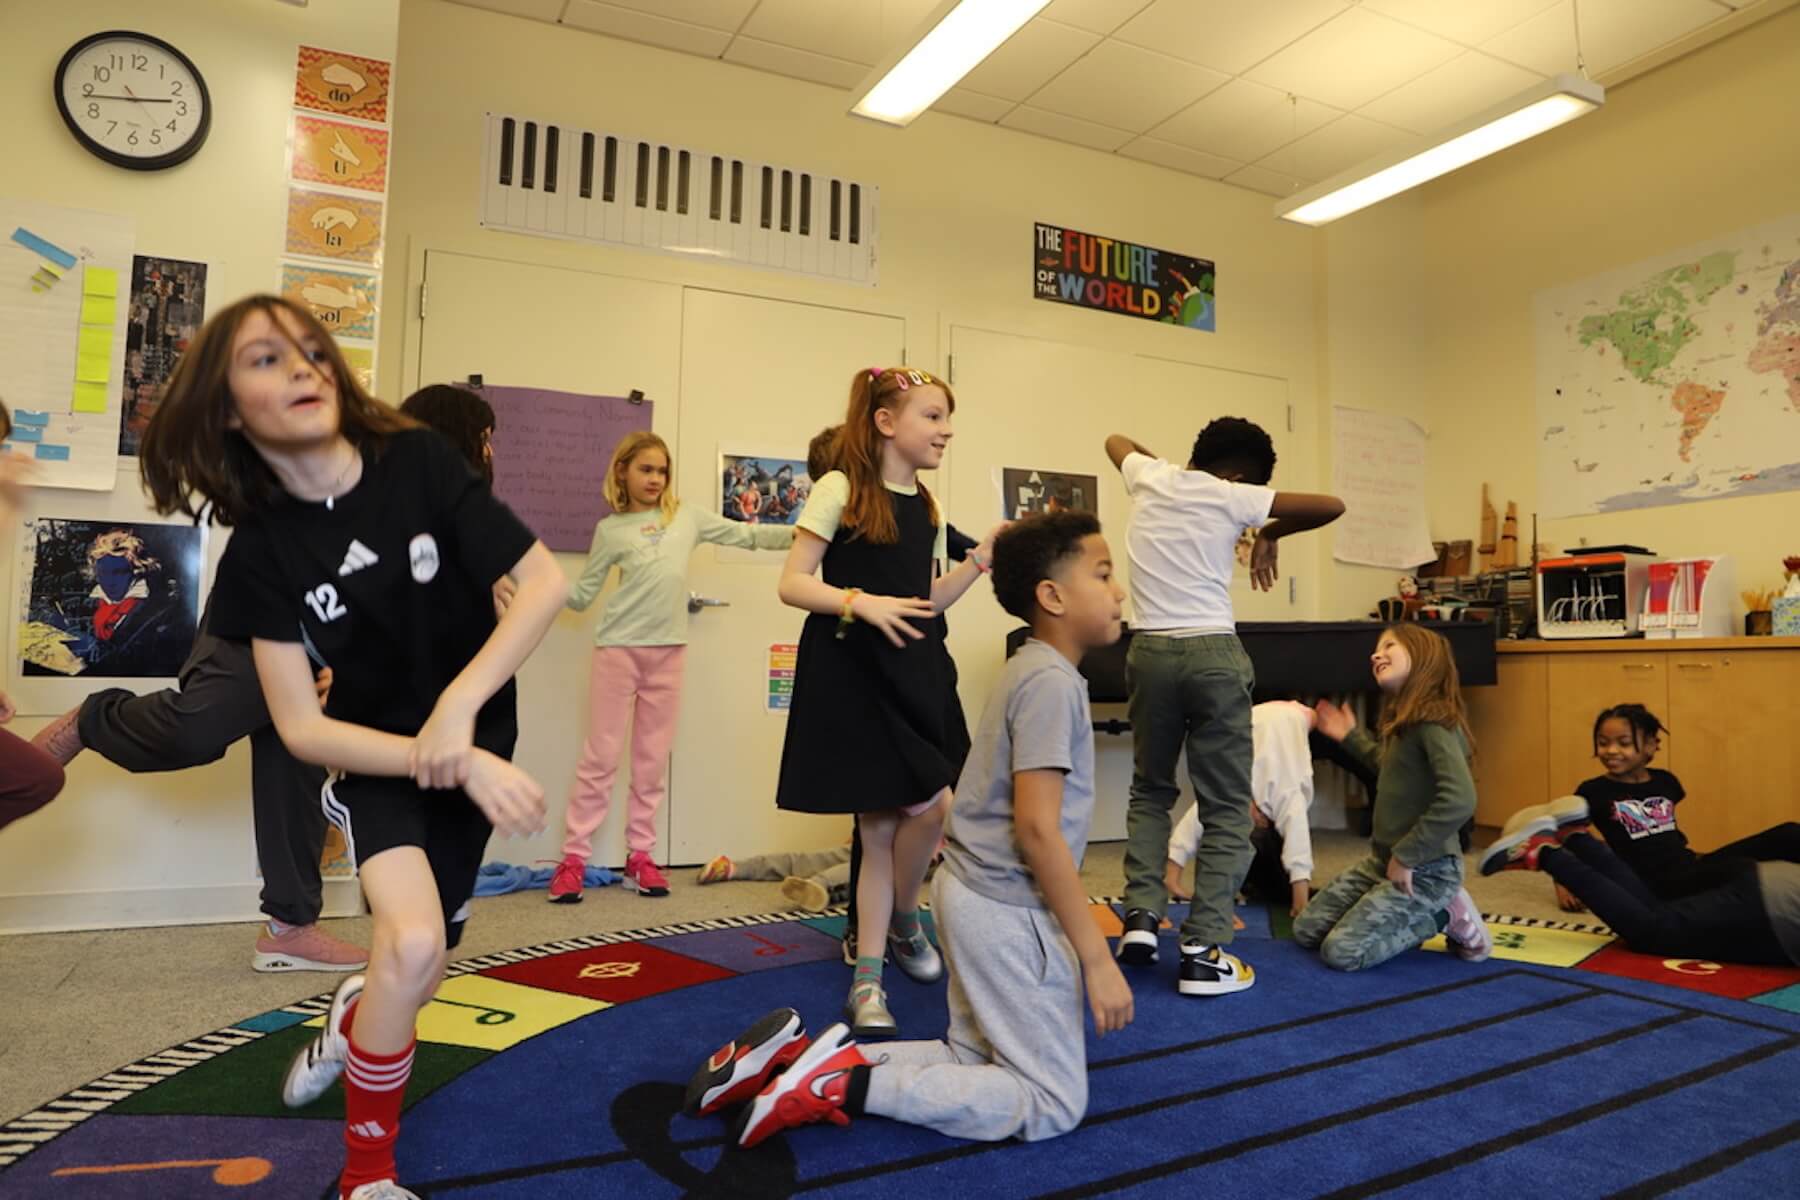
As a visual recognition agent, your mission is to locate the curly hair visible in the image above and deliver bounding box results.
[1189,416,1277,484]
[400,384,496,483]
[1593,703,1667,752]
[991,511,1102,622]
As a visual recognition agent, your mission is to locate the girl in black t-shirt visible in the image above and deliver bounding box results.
[140,296,565,1200]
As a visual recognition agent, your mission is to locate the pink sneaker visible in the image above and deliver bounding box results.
[31,706,84,768]
[252,922,368,973]
[624,851,670,897]
[548,854,585,904]
[1444,887,1492,962]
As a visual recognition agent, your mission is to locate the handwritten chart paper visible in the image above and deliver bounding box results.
[1331,406,1437,570]
[483,386,654,552]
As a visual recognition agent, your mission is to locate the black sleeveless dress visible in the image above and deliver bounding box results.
[775,486,970,814]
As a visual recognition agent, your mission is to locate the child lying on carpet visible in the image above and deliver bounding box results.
[1295,625,1491,970]
[697,841,853,912]
[684,512,1132,1146]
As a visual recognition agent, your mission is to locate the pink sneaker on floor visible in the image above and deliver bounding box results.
[624,851,670,897]
[548,854,586,904]
[252,923,368,973]
[31,706,84,768]
[1444,887,1492,962]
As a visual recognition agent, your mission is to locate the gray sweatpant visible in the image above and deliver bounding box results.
[864,869,1087,1142]
[734,846,852,898]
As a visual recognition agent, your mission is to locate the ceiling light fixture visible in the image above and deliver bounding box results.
[1273,73,1604,226]
[849,0,1052,127]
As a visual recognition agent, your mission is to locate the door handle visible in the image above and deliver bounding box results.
[688,592,730,614]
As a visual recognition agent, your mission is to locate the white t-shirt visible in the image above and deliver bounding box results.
[1121,451,1275,632]
[797,470,948,569]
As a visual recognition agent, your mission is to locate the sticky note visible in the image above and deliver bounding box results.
[77,352,110,383]
[81,294,116,326]
[78,326,111,358]
[10,227,77,270]
[83,266,119,297]
[34,443,71,461]
[12,410,50,427]
[73,382,109,413]
[8,426,43,443]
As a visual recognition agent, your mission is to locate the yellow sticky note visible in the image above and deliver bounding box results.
[77,351,110,383]
[81,294,116,326]
[73,381,109,413]
[83,266,119,297]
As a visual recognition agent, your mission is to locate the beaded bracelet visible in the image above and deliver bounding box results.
[836,588,862,639]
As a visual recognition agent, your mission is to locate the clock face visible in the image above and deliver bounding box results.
[55,32,211,170]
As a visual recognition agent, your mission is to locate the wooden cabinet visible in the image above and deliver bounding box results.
[1468,638,1800,849]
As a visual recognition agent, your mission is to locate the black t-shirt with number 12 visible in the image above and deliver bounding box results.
[209,429,538,755]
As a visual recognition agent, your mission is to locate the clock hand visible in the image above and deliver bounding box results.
[85,94,174,102]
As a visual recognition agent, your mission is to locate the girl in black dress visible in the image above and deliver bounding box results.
[776,368,998,1037]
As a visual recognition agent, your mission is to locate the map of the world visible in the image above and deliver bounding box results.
[1535,213,1800,516]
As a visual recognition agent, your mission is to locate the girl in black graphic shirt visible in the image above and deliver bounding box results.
[141,296,564,1200]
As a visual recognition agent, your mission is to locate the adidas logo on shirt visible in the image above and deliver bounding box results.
[338,540,379,577]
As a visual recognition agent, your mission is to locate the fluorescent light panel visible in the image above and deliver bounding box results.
[1275,74,1604,226]
[850,0,1052,126]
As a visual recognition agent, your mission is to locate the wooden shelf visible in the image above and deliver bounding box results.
[1497,636,1800,654]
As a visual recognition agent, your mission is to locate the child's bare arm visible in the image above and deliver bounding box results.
[1104,434,1155,471]
[1263,492,1346,537]
[1015,769,1134,1036]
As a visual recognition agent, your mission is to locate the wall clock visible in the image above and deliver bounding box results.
[54,31,211,171]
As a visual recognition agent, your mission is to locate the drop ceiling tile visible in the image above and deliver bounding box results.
[1256,113,1412,182]
[722,37,867,89]
[738,0,942,66]
[1362,0,1564,45]
[587,0,757,31]
[1118,137,1241,179]
[1480,1,1581,73]
[446,0,567,21]
[1151,78,1339,165]
[932,88,1015,122]
[959,18,1100,102]
[1224,163,1309,198]
[1245,6,1462,110]
[563,2,733,55]
[1039,0,1153,35]
[1114,0,1351,75]
[1358,50,1544,133]
[1000,105,1136,152]
[1028,40,1229,132]
[1574,0,1731,73]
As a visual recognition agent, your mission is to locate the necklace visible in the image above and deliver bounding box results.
[324,445,358,511]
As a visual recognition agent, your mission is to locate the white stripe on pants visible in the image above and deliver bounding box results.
[864,869,1087,1142]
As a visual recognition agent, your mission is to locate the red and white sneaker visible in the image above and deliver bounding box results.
[1443,887,1492,962]
[624,851,670,897]
[1479,815,1560,875]
[685,1007,810,1118]
[548,854,586,904]
[734,1023,867,1149]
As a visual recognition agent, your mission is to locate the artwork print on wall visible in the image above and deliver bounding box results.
[119,254,207,456]
[1000,467,1099,520]
[720,451,813,526]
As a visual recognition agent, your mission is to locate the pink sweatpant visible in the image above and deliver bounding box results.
[562,645,687,860]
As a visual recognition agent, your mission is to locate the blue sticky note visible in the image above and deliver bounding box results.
[34,443,71,461]
[9,426,43,443]
[12,410,50,428]
[10,227,77,270]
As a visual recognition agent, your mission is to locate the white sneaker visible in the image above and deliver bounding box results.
[1177,942,1256,996]
[349,1182,420,1200]
[1444,887,1493,962]
[282,973,363,1108]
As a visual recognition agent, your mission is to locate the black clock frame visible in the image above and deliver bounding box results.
[53,29,212,171]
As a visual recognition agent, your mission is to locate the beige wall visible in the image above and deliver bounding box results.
[0,0,398,931]
[1324,8,1800,618]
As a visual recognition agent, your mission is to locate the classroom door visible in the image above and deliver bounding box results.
[415,250,684,871]
[668,290,907,862]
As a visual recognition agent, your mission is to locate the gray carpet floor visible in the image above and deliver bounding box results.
[0,831,1577,1126]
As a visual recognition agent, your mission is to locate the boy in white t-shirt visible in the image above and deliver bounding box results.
[1106,419,1342,998]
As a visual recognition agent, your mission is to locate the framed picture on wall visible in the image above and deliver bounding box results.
[998,466,1099,520]
[718,448,813,528]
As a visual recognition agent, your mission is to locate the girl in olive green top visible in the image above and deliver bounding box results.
[1295,624,1492,970]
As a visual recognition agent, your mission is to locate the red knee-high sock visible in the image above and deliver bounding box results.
[339,1012,415,1198]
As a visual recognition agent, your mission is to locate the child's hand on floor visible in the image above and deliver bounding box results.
[1290,880,1311,918]
[1085,956,1135,1037]
[1385,855,1415,897]
[1555,882,1587,913]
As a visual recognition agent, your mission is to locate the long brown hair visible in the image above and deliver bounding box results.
[1376,624,1474,756]
[603,430,679,521]
[837,367,952,545]
[139,294,414,526]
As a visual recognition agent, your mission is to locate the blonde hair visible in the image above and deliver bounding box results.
[604,431,678,521]
[88,529,155,570]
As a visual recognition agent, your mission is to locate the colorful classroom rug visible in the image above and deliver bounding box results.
[3,902,1798,1199]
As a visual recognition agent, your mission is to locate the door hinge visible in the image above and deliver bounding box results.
[418,280,428,321]
[1289,576,1297,604]
[1286,403,1294,433]
[946,353,955,383]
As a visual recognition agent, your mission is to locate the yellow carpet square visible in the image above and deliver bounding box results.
[1421,923,1612,968]
[307,974,609,1051]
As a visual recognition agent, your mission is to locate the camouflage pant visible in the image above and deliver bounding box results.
[1293,852,1462,971]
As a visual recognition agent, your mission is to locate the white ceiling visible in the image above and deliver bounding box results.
[446,0,1783,199]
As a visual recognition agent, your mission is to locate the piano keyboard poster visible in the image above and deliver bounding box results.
[1033,222,1216,332]
[278,45,393,389]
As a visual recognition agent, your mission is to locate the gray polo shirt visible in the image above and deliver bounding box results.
[943,638,1094,909]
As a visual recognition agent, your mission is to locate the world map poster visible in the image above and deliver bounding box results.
[1535,213,1800,516]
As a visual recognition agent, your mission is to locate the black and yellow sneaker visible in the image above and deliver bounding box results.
[1178,942,1255,996]
[1116,908,1161,966]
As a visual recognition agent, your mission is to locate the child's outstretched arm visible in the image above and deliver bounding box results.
[930,522,1005,614]
[1104,434,1155,471]
[1016,769,1134,1037]
[1248,492,1347,591]
[567,521,622,613]
[778,529,933,648]
[697,510,794,552]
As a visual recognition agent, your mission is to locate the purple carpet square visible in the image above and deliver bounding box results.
[1,1113,339,1198]
[653,922,843,973]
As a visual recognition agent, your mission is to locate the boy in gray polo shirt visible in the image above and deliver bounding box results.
[686,512,1134,1146]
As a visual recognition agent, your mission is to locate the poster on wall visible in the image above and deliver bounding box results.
[1033,222,1216,331]
[294,45,391,123]
[290,115,390,194]
[721,451,813,526]
[767,643,796,713]
[1331,406,1437,570]
[119,254,207,456]
[15,517,204,682]
[279,263,379,339]
[483,385,654,553]
[998,466,1098,520]
[284,188,384,266]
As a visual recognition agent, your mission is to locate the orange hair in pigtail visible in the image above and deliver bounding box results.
[836,367,953,544]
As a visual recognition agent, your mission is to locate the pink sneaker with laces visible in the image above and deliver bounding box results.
[548,854,585,904]
[252,922,368,973]
[624,851,670,897]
